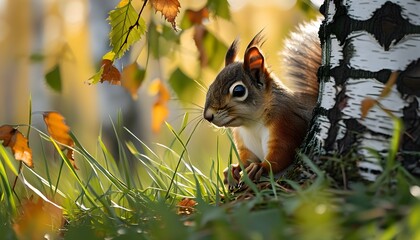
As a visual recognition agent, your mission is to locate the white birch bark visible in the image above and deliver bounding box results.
[307,0,420,182]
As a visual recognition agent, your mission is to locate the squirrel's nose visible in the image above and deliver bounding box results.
[203,109,215,122]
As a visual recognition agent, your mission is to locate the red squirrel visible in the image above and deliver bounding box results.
[203,20,321,186]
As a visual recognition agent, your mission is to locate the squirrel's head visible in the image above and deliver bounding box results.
[203,31,272,127]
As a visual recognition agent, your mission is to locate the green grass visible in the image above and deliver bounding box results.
[1,114,420,239]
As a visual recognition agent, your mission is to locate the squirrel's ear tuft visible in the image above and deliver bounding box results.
[246,30,265,50]
[225,39,239,66]
[244,46,265,78]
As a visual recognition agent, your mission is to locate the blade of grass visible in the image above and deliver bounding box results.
[164,119,202,200]
[25,167,66,198]
[49,137,99,208]
[71,133,129,193]
[0,146,17,213]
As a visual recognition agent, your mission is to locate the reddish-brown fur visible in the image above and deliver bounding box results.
[204,19,321,185]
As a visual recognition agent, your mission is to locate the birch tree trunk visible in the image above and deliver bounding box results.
[304,0,420,183]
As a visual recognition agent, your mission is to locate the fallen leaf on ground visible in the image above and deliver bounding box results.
[177,198,197,215]
[13,197,63,240]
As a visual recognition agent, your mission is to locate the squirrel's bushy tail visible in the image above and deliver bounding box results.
[279,19,321,100]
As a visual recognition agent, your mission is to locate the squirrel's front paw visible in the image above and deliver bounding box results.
[243,162,265,182]
[223,163,242,189]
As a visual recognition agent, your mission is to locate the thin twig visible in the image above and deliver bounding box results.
[116,0,149,58]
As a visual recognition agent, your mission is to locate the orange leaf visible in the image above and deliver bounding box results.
[43,112,78,169]
[43,112,73,147]
[185,7,209,25]
[380,71,399,98]
[150,0,180,29]
[101,59,121,85]
[361,97,377,119]
[152,102,169,133]
[13,197,63,240]
[0,125,33,168]
[177,198,197,215]
[121,62,146,99]
[12,132,33,168]
[149,79,170,133]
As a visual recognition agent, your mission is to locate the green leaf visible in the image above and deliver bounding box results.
[88,66,104,84]
[148,21,179,58]
[207,0,230,20]
[29,53,45,62]
[108,3,146,59]
[45,64,62,93]
[203,31,228,70]
[168,68,196,102]
[180,12,193,30]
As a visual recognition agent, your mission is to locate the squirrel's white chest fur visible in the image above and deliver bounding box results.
[236,124,270,162]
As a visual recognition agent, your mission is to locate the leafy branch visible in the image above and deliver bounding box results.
[114,0,149,59]
[89,0,181,85]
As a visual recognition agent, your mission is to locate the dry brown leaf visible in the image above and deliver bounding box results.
[177,198,197,216]
[121,62,145,99]
[0,125,33,168]
[149,79,170,133]
[186,7,209,67]
[43,112,78,169]
[101,59,121,85]
[193,25,207,67]
[12,132,33,168]
[0,125,15,147]
[380,71,399,98]
[150,0,180,29]
[361,72,399,119]
[13,197,63,240]
[361,97,377,119]
[43,112,73,147]
[185,7,209,25]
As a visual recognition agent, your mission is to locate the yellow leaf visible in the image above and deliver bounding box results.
[43,112,78,169]
[150,0,180,29]
[117,0,130,8]
[121,62,146,99]
[148,79,161,95]
[361,97,377,119]
[0,125,33,168]
[149,79,170,133]
[152,102,169,133]
[102,51,116,61]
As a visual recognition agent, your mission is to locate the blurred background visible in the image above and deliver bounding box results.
[0,0,321,176]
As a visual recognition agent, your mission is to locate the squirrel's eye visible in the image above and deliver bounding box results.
[232,85,246,97]
[229,81,248,101]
